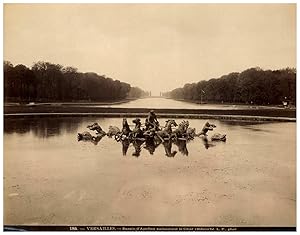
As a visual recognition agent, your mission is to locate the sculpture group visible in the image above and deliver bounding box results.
[77,110,226,151]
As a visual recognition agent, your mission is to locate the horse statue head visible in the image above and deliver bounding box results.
[87,122,106,136]
[132,118,142,126]
[186,127,196,140]
[87,122,101,131]
[165,119,178,128]
[121,118,132,136]
[122,118,129,127]
[107,125,121,137]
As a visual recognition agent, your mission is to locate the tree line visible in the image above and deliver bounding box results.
[162,67,296,105]
[4,61,149,102]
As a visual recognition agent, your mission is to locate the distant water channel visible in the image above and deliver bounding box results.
[80,97,281,110]
[4,116,296,226]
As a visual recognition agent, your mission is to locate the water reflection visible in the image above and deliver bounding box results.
[4,117,81,138]
[120,139,129,156]
[114,137,224,157]
[220,120,274,134]
[132,140,144,157]
[5,116,229,157]
[173,139,189,155]
[77,134,105,145]
[144,138,161,155]
[162,140,177,158]
[201,136,216,149]
[121,139,185,158]
[123,137,224,157]
[121,138,162,157]
[4,117,269,137]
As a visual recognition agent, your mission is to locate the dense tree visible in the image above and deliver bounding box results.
[163,67,296,105]
[127,87,150,98]
[4,61,148,102]
[4,62,37,100]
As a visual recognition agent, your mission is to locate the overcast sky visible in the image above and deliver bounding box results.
[4,4,296,95]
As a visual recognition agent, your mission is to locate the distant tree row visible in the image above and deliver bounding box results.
[127,86,151,98]
[4,61,149,102]
[163,67,296,105]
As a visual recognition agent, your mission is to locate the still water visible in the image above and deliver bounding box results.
[4,116,296,226]
[82,97,280,109]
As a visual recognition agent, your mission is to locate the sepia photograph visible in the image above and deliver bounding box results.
[3,2,296,232]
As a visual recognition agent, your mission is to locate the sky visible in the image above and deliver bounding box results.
[4,4,296,95]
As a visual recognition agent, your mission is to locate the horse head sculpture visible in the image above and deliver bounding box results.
[121,118,132,136]
[87,122,106,136]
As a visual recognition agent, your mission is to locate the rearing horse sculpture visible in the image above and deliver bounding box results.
[77,122,106,145]
[122,118,132,136]
[130,118,144,139]
[155,119,178,142]
[115,118,132,141]
[87,122,107,136]
[171,120,189,140]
